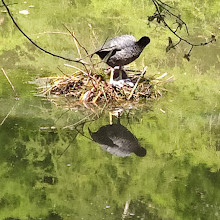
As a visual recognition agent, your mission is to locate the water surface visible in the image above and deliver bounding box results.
[0,0,219,219]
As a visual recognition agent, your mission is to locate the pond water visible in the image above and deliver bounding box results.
[0,0,220,220]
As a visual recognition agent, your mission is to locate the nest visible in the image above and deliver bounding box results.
[39,65,173,105]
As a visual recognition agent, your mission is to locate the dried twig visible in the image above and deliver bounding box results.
[57,66,70,77]
[88,23,98,45]
[128,66,148,100]
[1,68,18,96]
[63,24,90,59]
[73,31,82,59]
[64,63,88,76]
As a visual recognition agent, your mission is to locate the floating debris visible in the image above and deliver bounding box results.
[19,10,29,15]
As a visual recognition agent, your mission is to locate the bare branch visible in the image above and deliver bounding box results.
[150,0,216,60]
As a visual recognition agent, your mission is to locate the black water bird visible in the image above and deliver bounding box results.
[88,124,146,157]
[94,34,150,85]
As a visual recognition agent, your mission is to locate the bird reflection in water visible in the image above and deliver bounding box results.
[88,123,146,157]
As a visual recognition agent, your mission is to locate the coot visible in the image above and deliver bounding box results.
[94,35,150,85]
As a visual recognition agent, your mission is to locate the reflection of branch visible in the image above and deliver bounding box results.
[121,200,131,219]
[75,126,93,141]
[58,117,94,158]
[54,109,70,124]
[0,102,17,126]
[1,0,86,66]
[62,113,95,130]
[58,132,78,159]
[1,68,19,98]
[150,0,216,60]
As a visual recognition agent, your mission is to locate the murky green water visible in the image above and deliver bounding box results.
[0,0,220,219]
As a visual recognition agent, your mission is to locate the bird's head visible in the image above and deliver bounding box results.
[137,36,150,47]
[134,147,147,157]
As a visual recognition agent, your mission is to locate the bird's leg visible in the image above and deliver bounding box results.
[109,67,115,98]
[118,66,123,80]
[109,67,114,86]
[109,66,120,85]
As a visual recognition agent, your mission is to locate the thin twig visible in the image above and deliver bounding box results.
[157,0,173,9]
[63,24,95,69]
[0,2,17,7]
[101,85,108,103]
[75,126,93,141]
[64,63,88,76]
[0,102,17,126]
[63,24,90,57]
[57,66,70,77]
[60,26,97,90]
[73,31,82,59]
[157,0,189,35]
[92,90,102,103]
[1,68,17,95]
[88,23,98,45]
[173,38,182,47]
[128,66,148,100]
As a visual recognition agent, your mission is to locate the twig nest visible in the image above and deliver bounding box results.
[40,68,173,105]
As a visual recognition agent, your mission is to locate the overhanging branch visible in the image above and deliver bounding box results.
[149,0,216,60]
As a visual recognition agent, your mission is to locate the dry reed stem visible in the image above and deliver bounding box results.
[128,66,148,100]
[64,63,88,75]
[92,90,102,103]
[1,68,16,94]
[73,31,82,59]
[88,23,98,45]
